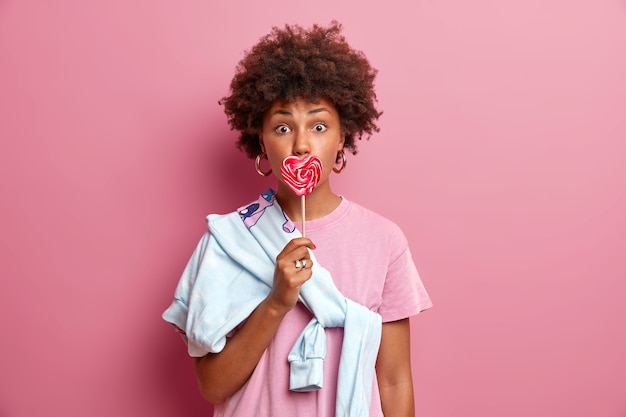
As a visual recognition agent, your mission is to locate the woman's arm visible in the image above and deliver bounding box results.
[193,237,315,404]
[376,318,415,417]
[193,297,288,403]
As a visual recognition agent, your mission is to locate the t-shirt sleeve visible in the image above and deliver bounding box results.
[378,242,433,323]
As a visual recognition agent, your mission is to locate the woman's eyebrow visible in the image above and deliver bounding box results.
[272,109,292,116]
[308,108,330,115]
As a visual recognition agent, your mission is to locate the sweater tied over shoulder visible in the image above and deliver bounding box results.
[163,189,382,417]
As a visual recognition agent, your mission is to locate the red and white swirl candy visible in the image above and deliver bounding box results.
[280,155,323,196]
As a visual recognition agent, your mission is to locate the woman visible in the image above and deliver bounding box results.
[163,21,432,417]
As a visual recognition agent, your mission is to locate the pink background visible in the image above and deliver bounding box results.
[1,1,625,416]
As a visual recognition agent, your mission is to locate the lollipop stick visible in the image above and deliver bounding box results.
[301,195,306,237]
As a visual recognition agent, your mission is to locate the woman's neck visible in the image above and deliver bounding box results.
[275,182,342,222]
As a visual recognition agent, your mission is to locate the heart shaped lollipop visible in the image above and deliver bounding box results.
[280,155,323,237]
[281,155,323,196]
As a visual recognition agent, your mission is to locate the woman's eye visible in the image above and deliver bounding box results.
[275,125,291,134]
[313,123,327,132]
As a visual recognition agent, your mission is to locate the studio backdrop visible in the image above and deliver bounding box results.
[1,1,625,416]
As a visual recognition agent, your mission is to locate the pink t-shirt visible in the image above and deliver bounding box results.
[213,197,432,417]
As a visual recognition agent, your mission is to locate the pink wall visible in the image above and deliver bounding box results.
[1,1,625,416]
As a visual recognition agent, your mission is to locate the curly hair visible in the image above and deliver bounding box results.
[220,20,382,159]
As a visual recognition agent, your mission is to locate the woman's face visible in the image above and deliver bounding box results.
[259,97,345,193]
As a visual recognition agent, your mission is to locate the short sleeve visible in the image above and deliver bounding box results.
[377,246,432,323]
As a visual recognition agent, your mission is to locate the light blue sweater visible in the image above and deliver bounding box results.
[163,190,382,416]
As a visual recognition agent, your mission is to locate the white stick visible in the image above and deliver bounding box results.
[301,195,306,237]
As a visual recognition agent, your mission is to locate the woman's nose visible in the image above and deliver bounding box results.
[292,131,310,156]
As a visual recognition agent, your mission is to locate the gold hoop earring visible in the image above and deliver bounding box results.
[333,150,347,173]
[255,154,272,176]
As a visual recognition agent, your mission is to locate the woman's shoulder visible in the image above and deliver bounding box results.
[344,199,407,241]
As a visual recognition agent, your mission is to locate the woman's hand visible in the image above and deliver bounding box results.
[268,237,316,314]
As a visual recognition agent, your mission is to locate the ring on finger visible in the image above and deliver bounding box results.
[295,259,303,269]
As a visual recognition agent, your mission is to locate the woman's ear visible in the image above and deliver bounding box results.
[258,134,265,154]
[338,131,346,151]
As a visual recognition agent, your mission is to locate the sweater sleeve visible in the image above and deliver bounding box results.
[162,232,210,332]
